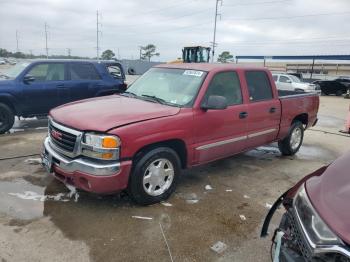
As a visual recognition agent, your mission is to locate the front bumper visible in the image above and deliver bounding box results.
[42,137,132,194]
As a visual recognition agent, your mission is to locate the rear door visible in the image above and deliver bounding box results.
[21,62,65,114]
[193,71,248,164]
[64,62,104,104]
[244,70,281,149]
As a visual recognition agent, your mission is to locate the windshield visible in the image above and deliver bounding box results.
[289,75,301,83]
[126,68,207,107]
[3,62,30,78]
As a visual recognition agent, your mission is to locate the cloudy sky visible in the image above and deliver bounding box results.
[0,0,349,61]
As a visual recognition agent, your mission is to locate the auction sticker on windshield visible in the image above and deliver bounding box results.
[183,70,204,77]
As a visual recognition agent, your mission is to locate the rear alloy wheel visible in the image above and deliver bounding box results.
[128,147,181,205]
[0,103,15,134]
[278,121,304,156]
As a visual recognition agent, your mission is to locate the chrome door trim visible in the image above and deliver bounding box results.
[247,128,277,138]
[195,128,277,151]
[196,135,247,150]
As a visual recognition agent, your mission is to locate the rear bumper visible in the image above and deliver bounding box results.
[42,137,132,194]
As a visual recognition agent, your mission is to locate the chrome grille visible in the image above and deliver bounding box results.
[288,209,312,260]
[48,118,82,157]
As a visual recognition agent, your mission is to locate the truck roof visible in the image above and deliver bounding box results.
[156,63,268,72]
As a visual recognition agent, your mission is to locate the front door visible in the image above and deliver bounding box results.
[21,62,66,115]
[193,71,248,164]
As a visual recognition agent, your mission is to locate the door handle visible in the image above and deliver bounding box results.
[269,107,276,113]
[239,112,248,119]
[56,84,65,88]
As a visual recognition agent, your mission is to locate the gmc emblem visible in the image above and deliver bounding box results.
[51,130,62,140]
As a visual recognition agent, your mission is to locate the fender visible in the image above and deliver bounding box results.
[0,93,23,116]
[260,165,328,238]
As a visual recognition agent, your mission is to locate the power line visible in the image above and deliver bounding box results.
[224,0,290,7]
[223,11,350,22]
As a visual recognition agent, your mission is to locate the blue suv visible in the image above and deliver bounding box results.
[0,60,126,133]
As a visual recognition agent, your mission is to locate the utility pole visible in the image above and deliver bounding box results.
[16,30,19,53]
[211,0,222,62]
[96,10,102,61]
[29,49,33,58]
[67,48,71,57]
[139,46,143,60]
[44,22,49,59]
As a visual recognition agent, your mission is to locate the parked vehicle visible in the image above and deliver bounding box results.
[0,59,6,65]
[313,77,350,96]
[272,73,321,94]
[261,151,350,262]
[0,59,126,133]
[42,64,319,205]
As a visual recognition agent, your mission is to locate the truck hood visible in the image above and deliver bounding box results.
[50,95,180,132]
[306,151,350,245]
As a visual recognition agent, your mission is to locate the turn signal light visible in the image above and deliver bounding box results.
[102,137,119,148]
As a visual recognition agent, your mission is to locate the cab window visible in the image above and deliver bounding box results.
[245,71,273,102]
[26,63,65,81]
[204,71,242,106]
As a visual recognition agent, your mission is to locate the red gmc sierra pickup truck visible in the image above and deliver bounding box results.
[41,63,319,205]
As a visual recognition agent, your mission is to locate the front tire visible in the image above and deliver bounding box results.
[0,103,15,134]
[128,147,181,205]
[278,121,304,156]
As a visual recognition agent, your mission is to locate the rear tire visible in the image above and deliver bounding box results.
[278,121,304,156]
[128,147,181,205]
[0,103,15,134]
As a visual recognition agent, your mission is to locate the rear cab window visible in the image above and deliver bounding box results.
[69,63,101,80]
[204,71,242,106]
[245,71,274,102]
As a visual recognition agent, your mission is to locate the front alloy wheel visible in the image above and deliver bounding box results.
[128,147,181,205]
[143,158,174,196]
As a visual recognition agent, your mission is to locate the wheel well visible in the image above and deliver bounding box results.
[0,98,16,115]
[292,113,308,126]
[133,139,188,169]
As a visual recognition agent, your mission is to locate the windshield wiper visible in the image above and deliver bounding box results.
[120,91,137,97]
[141,94,167,104]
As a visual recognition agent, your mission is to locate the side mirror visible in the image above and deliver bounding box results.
[23,75,35,84]
[286,79,292,83]
[201,95,228,110]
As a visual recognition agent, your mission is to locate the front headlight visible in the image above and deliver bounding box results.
[294,185,342,246]
[82,133,120,160]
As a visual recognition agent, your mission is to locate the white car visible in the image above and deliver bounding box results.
[272,73,321,94]
[0,59,6,65]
